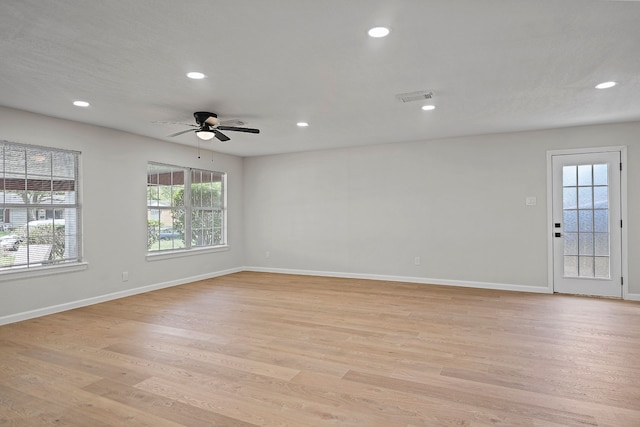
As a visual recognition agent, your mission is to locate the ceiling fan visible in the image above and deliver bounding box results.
[168,112,260,142]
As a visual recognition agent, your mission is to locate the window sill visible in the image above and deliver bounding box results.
[146,245,230,262]
[0,262,89,282]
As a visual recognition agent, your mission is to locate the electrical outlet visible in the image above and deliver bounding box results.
[122,271,129,282]
[525,196,537,206]
[414,256,421,266]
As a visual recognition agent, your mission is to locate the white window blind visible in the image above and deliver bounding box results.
[0,141,81,270]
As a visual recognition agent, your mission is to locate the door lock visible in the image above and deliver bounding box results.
[555,232,562,238]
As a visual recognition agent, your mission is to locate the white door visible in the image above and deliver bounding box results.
[551,151,622,297]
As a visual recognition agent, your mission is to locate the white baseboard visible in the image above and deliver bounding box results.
[0,267,243,326]
[5,266,633,326]
[625,292,640,301]
[243,266,553,294]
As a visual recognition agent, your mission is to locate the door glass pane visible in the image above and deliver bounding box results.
[593,187,608,209]
[579,256,594,277]
[594,233,609,256]
[563,188,577,209]
[564,233,578,255]
[578,165,592,186]
[563,210,577,232]
[594,210,608,232]
[595,257,610,278]
[593,164,608,185]
[563,166,577,187]
[578,187,593,209]
[578,233,594,256]
[578,210,593,232]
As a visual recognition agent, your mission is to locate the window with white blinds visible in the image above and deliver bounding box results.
[147,162,226,252]
[0,141,81,270]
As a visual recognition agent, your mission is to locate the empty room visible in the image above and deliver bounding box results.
[1,1,640,426]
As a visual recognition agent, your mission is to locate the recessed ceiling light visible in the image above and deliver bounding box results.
[368,27,390,38]
[595,81,617,89]
[186,72,206,80]
[421,105,436,111]
[297,122,309,127]
[73,100,90,107]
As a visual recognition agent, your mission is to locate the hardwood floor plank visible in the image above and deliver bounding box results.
[0,384,112,427]
[1,372,181,427]
[390,363,640,426]
[105,340,300,381]
[84,378,258,427]
[343,369,598,426]
[0,351,102,388]
[291,370,493,426]
[135,375,408,427]
[18,345,151,386]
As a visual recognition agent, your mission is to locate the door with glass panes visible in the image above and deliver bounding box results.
[552,151,622,297]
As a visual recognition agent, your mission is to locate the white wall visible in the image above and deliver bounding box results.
[0,107,245,322]
[244,121,640,295]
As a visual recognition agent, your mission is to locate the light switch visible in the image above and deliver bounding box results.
[525,196,537,206]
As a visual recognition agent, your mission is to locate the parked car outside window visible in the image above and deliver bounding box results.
[159,228,181,240]
[0,234,22,251]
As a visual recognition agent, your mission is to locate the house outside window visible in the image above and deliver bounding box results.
[147,162,226,252]
[0,141,81,269]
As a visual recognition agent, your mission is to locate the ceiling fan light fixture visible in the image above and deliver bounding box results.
[196,130,215,140]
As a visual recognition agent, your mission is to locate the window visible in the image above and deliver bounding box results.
[0,141,81,270]
[147,162,226,252]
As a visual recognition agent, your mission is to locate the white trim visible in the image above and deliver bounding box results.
[243,266,552,295]
[146,245,230,261]
[0,262,88,283]
[0,266,242,326]
[620,147,629,300]
[546,146,626,156]
[546,152,555,294]
[625,293,640,302]
[546,146,628,298]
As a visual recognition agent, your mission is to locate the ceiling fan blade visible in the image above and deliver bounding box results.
[219,119,246,127]
[154,121,197,127]
[212,129,231,142]
[168,129,196,137]
[217,126,260,134]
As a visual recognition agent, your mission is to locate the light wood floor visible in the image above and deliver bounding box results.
[1,272,640,426]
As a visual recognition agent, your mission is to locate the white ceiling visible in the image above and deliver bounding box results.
[1,0,639,157]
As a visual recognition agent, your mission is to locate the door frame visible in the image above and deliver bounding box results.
[546,146,628,298]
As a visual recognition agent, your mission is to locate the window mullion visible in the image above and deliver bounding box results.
[184,168,192,249]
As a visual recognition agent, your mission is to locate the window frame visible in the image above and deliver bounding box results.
[0,140,83,277]
[146,162,227,256]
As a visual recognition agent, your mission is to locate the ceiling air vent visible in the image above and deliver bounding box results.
[395,90,433,103]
